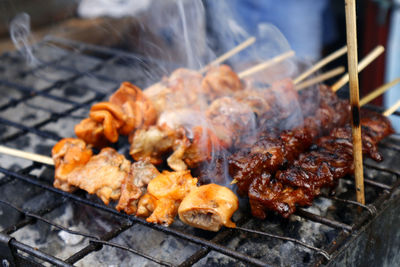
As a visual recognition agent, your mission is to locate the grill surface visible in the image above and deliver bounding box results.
[0,37,400,267]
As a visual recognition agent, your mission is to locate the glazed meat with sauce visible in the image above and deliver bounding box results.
[179,184,238,231]
[249,111,394,218]
[229,84,350,195]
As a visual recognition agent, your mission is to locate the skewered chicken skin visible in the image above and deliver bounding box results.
[66,147,131,205]
[139,170,198,226]
[52,138,93,192]
[75,82,157,147]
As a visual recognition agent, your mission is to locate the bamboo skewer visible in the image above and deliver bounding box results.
[238,50,295,79]
[0,145,53,165]
[360,78,400,107]
[295,66,345,91]
[344,0,364,205]
[294,46,348,85]
[331,45,385,92]
[383,99,400,117]
[199,37,256,73]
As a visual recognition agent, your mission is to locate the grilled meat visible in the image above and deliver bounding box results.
[249,111,394,218]
[52,138,93,192]
[75,82,157,147]
[202,65,243,99]
[141,170,198,226]
[229,85,350,195]
[116,160,160,214]
[178,183,238,231]
[64,147,131,205]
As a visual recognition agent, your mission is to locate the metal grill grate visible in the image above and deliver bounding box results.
[0,36,399,267]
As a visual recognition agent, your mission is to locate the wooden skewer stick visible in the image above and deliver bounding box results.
[360,78,400,107]
[238,50,295,79]
[383,99,400,117]
[294,46,348,85]
[295,66,345,91]
[199,37,256,73]
[0,145,53,165]
[344,0,364,205]
[331,45,385,92]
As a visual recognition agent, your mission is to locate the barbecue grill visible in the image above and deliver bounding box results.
[0,36,400,267]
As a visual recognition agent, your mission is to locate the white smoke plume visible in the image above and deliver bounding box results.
[9,13,39,67]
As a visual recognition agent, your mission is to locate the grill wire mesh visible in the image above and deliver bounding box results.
[0,36,399,267]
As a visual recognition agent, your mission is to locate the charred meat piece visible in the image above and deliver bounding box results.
[116,160,160,215]
[229,85,350,195]
[248,173,312,219]
[250,111,394,218]
[52,138,93,192]
[179,184,238,231]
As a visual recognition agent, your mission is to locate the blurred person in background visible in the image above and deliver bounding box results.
[206,0,336,61]
[384,0,400,131]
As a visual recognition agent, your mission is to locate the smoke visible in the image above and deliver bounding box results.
[9,13,39,67]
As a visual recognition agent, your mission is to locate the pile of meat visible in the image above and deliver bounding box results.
[51,64,394,231]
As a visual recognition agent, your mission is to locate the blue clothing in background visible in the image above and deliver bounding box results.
[384,0,400,131]
[228,0,330,60]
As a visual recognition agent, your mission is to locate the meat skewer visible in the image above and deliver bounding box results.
[250,110,394,218]
[229,84,350,195]
[51,137,238,230]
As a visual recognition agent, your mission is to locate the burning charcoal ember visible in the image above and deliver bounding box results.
[141,170,198,226]
[75,82,157,147]
[178,183,238,231]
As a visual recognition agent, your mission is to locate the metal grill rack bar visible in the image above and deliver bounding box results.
[0,37,399,266]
